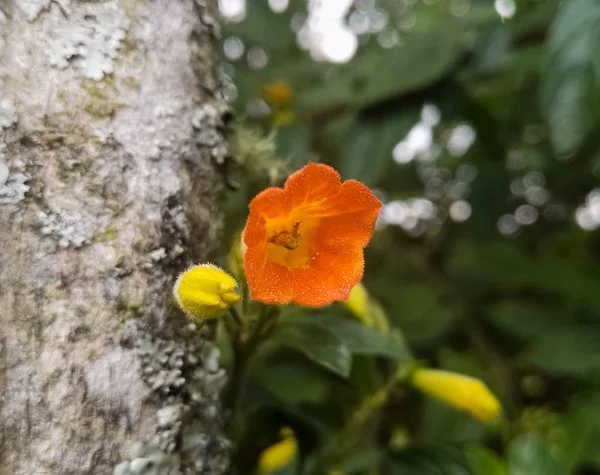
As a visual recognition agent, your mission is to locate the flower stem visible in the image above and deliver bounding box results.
[227,306,279,434]
[309,364,415,474]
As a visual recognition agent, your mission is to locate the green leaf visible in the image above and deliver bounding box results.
[385,446,470,475]
[355,25,464,107]
[331,446,383,474]
[340,104,421,186]
[507,433,567,475]
[223,0,301,53]
[519,327,600,377]
[377,283,460,347]
[541,0,600,154]
[466,445,507,475]
[250,354,331,405]
[446,241,600,305]
[485,302,568,340]
[275,124,311,169]
[297,24,464,116]
[276,320,352,377]
[310,314,414,361]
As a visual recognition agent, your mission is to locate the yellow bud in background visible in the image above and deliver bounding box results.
[264,80,294,108]
[173,264,240,322]
[228,232,245,281]
[257,427,298,475]
[344,282,389,332]
[273,110,295,127]
[411,369,501,424]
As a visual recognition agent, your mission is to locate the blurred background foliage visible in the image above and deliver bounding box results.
[213,0,600,473]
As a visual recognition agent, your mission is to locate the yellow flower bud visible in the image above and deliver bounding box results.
[264,81,294,107]
[411,369,501,424]
[273,109,295,126]
[343,282,389,332]
[173,264,240,321]
[257,427,297,475]
[228,232,245,281]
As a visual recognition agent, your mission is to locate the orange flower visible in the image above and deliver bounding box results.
[242,162,382,306]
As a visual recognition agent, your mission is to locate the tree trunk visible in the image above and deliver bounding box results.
[0,1,231,473]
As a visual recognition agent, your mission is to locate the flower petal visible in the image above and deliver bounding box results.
[312,180,382,249]
[284,162,342,208]
[245,187,289,247]
[244,244,295,305]
[291,245,365,307]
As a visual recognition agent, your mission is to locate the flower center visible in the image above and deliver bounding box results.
[265,214,317,269]
[268,221,301,250]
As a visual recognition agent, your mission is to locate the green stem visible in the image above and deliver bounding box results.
[227,306,279,431]
[309,364,414,474]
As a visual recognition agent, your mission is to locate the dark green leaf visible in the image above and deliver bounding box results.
[250,355,330,405]
[340,104,421,186]
[507,433,567,475]
[298,25,464,116]
[276,321,352,377]
[381,283,460,347]
[275,124,311,170]
[386,446,470,475]
[355,26,464,107]
[466,445,507,475]
[223,0,301,53]
[485,302,568,340]
[310,314,414,361]
[541,0,600,154]
[519,327,600,377]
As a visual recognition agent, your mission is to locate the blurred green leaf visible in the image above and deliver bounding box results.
[355,25,464,107]
[466,445,507,475]
[507,433,567,475]
[340,104,421,186]
[519,327,600,377]
[309,314,414,361]
[485,302,568,340]
[223,0,300,53]
[386,446,470,475]
[382,283,460,347]
[541,0,600,154]
[250,354,330,405]
[298,25,464,116]
[276,320,352,377]
[331,446,383,474]
[447,241,600,305]
[275,124,311,170]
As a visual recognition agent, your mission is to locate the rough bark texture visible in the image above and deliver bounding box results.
[0,1,232,474]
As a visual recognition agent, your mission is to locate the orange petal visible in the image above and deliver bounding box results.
[311,180,382,249]
[291,245,365,307]
[249,186,291,219]
[244,244,295,305]
[245,187,289,247]
[284,162,342,208]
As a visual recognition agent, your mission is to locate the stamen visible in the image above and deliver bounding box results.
[268,222,302,250]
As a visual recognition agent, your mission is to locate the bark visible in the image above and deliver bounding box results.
[0,1,231,474]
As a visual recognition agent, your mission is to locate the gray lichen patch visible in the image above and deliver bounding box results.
[0,97,18,129]
[46,5,130,80]
[16,0,51,22]
[37,206,108,248]
[0,153,30,205]
[114,323,230,475]
[114,441,182,475]
[84,346,150,426]
[190,103,230,167]
[0,170,30,204]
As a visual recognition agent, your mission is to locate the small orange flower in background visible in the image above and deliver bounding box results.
[242,162,382,307]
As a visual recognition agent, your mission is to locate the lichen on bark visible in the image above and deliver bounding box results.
[0,0,232,474]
